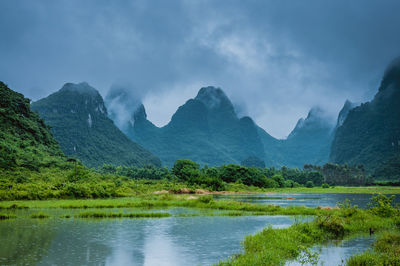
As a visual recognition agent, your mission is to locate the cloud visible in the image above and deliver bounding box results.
[1,0,400,138]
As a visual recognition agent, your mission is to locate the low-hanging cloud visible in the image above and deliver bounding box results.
[1,0,400,138]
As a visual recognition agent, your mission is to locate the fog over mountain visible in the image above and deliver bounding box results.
[1,1,400,138]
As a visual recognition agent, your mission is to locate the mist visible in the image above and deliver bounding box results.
[1,0,400,138]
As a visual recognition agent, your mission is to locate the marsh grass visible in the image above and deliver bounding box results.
[76,211,171,219]
[0,213,16,219]
[30,212,50,219]
[218,195,400,265]
[347,231,400,265]
[0,203,29,209]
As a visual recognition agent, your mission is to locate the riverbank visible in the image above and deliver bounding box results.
[218,194,400,265]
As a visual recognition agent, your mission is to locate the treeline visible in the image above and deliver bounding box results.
[100,160,374,190]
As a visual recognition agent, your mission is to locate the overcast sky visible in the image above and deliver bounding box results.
[1,0,400,138]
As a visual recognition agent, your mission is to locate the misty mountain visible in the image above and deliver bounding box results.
[31,82,161,168]
[110,86,334,168]
[123,86,266,166]
[330,57,400,176]
[269,107,335,167]
[0,81,64,170]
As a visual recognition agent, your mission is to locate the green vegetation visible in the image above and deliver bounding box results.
[0,213,16,220]
[219,195,400,265]
[330,58,400,176]
[76,211,171,218]
[30,212,50,219]
[31,82,161,168]
[0,81,65,171]
[347,232,400,265]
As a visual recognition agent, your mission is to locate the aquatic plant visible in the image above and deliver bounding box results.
[0,213,16,220]
[347,232,400,265]
[30,212,50,219]
[76,211,171,218]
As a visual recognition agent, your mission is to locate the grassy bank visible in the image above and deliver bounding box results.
[218,195,400,265]
[0,194,324,217]
[347,231,400,265]
[263,186,400,194]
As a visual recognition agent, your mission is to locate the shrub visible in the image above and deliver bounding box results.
[368,194,397,217]
[305,181,314,188]
[321,183,329,188]
[315,214,345,237]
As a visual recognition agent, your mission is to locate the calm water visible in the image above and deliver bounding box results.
[1,193,392,265]
[214,193,400,208]
[0,214,295,266]
[286,236,376,266]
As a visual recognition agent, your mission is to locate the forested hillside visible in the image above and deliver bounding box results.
[0,81,64,170]
[330,58,400,177]
[31,82,161,168]
[109,86,334,168]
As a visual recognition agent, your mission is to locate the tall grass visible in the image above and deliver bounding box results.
[0,213,16,220]
[76,211,171,219]
[30,212,50,219]
[219,195,400,265]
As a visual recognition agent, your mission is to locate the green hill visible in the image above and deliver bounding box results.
[127,86,266,167]
[31,82,161,168]
[0,81,64,170]
[110,86,334,168]
[330,58,400,176]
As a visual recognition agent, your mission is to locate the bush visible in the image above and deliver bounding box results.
[321,183,329,188]
[368,194,397,217]
[315,214,345,237]
[305,181,314,188]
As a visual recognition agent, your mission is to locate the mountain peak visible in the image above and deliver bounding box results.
[336,100,355,128]
[60,82,99,97]
[380,57,400,92]
[195,86,233,110]
[288,107,334,139]
[133,104,147,121]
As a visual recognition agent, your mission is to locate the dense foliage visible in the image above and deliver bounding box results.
[31,82,161,168]
[0,81,65,170]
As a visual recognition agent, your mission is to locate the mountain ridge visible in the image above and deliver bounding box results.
[32,82,161,168]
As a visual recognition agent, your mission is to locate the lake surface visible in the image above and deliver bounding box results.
[1,192,392,265]
[214,193,400,208]
[286,236,375,266]
[0,213,295,266]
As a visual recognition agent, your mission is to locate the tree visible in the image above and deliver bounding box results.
[305,181,314,188]
[172,159,200,182]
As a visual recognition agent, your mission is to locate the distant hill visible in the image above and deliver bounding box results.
[124,86,266,166]
[31,82,161,168]
[330,58,400,176]
[0,81,64,170]
[275,107,335,167]
[108,86,334,168]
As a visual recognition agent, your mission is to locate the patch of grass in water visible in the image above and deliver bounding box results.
[0,213,16,220]
[347,231,400,265]
[30,212,50,219]
[0,203,29,209]
[76,211,171,219]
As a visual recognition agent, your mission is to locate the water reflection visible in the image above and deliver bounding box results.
[214,193,400,208]
[1,215,297,266]
[286,236,375,266]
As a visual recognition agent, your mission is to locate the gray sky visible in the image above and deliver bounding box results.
[1,0,400,138]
